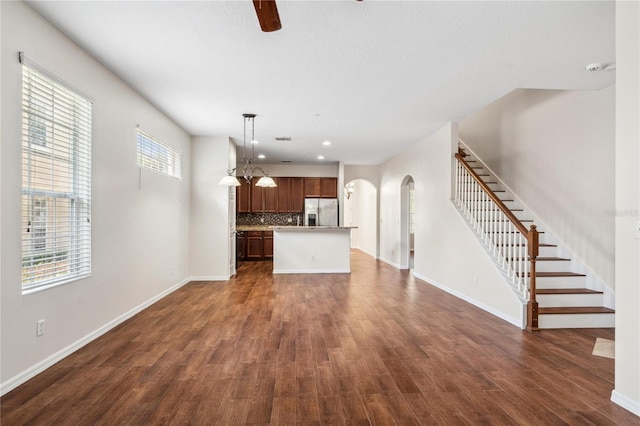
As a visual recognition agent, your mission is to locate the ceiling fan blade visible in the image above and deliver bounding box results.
[252,0,282,32]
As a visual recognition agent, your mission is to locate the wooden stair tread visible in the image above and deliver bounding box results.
[537,288,603,295]
[517,271,585,278]
[499,243,557,247]
[511,257,570,261]
[539,306,615,314]
[536,271,585,277]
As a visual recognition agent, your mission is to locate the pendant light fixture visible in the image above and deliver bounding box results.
[219,113,277,187]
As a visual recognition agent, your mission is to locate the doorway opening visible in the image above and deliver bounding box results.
[400,176,415,270]
[343,179,378,259]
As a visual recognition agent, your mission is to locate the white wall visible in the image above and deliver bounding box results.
[245,163,338,177]
[612,0,640,416]
[459,87,616,289]
[1,1,191,391]
[189,136,235,280]
[377,123,523,326]
[344,179,377,258]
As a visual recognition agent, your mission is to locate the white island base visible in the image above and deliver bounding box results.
[272,227,354,274]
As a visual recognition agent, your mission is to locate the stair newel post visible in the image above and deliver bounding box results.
[527,224,540,331]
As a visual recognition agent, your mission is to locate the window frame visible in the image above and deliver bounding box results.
[20,54,93,294]
[136,128,182,179]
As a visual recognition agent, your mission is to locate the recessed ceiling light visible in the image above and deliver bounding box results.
[258,154,266,159]
[251,139,259,144]
[322,141,331,146]
[317,155,325,160]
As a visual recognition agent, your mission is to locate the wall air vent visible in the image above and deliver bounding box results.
[275,137,292,141]
[281,160,292,163]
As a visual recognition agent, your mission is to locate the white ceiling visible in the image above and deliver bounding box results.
[26,0,615,166]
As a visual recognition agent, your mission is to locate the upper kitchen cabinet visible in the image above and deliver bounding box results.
[320,178,338,198]
[251,179,278,213]
[277,177,304,213]
[236,179,251,213]
[304,177,338,198]
[304,177,321,198]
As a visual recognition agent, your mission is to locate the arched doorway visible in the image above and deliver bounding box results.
[400,176,415,270]
[343,179,378,258]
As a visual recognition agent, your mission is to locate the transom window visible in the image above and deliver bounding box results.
[136,129,181,179]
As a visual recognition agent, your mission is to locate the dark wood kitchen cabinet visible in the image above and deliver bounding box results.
[303,177,321,198]
[246,231,264,259]
[245,230,273,260]
[320,177,338,198]
[304,177,337,198]
[236,179,250,213]
[250,180,278,213]
[263,231,273,258]
[277,177,304,213]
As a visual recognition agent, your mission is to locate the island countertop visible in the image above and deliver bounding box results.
[270,226,356,231]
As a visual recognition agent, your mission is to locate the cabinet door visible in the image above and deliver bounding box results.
[304,177,321,198]
[320,177,338,198]
[237,179,251,213]
[246,234,263,259]
[264,183,278,213]
[236,232,247,261]
[250,183,263,212]
[263,231,273,258]
[277,177,291,213]
[290,178,304,212]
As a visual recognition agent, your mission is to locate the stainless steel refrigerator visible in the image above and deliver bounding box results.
[304,198,338,226]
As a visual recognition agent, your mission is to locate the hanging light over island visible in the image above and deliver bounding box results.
[219,113,277,188]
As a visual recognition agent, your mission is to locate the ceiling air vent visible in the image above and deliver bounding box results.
[275,136,292,141]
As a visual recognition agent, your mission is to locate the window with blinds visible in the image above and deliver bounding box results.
[21,60,92,293]
[136,129,182,179]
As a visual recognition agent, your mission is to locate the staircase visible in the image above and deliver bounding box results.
[455,143,614,329]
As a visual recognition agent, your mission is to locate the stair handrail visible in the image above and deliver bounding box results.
[455,148,539,331]
[456,150,527,235]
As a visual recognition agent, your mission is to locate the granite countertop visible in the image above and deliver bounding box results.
[270,226,357,230]
[236,225,274,231]
[237,225,357,231]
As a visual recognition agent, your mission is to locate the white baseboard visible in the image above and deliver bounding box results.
[351,247,377,259]
[273,269,351,274]
[0,277,192,396]
[611,390,640,417]
[190,275,230,281]
[378,257,402,269]
[411,271,523,328]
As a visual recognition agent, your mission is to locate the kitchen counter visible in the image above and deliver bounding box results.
[270,226,356,231]
[272,226,354,274]
[236,225,273,232]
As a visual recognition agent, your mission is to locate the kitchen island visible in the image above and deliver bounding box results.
[271,226,356,274]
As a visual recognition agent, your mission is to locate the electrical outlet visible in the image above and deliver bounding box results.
[37,319,45,336]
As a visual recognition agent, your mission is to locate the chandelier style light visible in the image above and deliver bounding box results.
[219,113,277,187]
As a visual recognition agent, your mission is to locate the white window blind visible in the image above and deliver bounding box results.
[21,59,92,293]
[136,129,182,179]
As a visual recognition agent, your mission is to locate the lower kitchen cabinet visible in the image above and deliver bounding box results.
[263,231,273,258]
[244,230,273,260]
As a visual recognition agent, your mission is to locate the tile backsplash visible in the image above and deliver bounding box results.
[237,213,303,226]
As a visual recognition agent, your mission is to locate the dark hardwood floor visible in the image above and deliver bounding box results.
[2,250,636,425]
